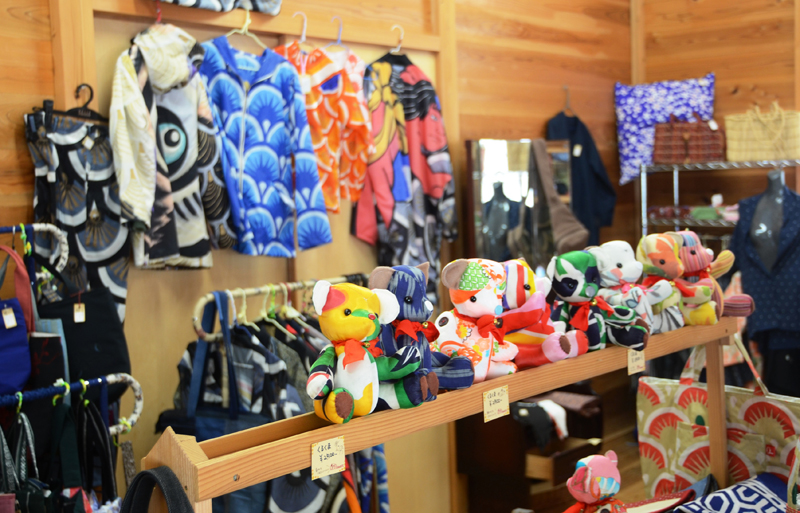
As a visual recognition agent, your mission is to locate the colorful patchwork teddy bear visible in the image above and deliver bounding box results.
[587,241,673,330]
[548,251,649,352]
[369,263,475,404]
[637,233,717,326]
[501,258,588,368]
[433,258,518,383]
[306,281,421,424]
[563,451,627,513]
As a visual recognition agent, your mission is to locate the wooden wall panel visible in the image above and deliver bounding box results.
[455,0,636,244]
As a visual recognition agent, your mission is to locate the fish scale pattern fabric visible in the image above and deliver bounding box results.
[157,0,281,16]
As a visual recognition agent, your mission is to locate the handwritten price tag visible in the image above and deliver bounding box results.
[311,436,345,480]
[483,385,510,423]
[628,349,645,375]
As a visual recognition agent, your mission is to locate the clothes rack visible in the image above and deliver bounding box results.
[0,373,143,436]
[192,273,368,341]
[0,222,69,273]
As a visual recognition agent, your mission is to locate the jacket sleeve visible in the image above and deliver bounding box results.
[288,71,332,250]
[587,134,617,228]
[427,94,458,242]
[109,50,157,229]
[339,75,371,204]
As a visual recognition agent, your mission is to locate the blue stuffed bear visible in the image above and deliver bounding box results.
[369,263,474,410]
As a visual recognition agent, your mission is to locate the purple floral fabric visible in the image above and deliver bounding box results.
[615,73,716,185]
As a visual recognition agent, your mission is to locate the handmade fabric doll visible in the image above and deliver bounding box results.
[369,263,475,404]
[501,259,588,368]
[588,241,673,329]
[548,251,649,352]
[433,259,518,383]
[637,233,717,326]
[677,230,755,317]
[563,451,627,513]
[306,281,421,424]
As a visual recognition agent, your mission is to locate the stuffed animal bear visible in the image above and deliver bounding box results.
[587,241,673,329]
[637,233,717,326]
[676,230,755,317]
[434,258,518,383]
[548,251,649,352]
[563,451,627,513]
[369,263,475,404]
[306,281,421,424]
[501,258,588,368]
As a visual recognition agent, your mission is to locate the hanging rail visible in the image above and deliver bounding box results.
[0,223,69,273]
[192,274,368,342]
[0,373,143,436]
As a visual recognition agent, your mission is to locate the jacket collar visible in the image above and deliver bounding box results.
[208,36,284,84]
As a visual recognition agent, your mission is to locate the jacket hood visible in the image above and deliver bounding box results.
[133,24,205,93]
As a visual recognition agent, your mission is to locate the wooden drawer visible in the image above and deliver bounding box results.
[525,437,602,484]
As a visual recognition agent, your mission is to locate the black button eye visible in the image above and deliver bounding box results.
[469,296,477,303]
[617,263,623,268]
[523,284,531,290]
[659,259,666,265]
[567,283,575,289]
[404,296,413,304]
[438,317,448,327]
[690,250,696,255]
[344,309,352,316]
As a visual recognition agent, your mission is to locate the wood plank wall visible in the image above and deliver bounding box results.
[455,0,636,243]
[643,0,797,208]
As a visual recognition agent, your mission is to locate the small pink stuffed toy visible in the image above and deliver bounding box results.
[563,451,627,513]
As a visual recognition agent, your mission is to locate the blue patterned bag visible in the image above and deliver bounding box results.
[676,474,787,513]
[157,0,281,17]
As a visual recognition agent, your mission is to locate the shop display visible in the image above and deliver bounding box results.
[547,112,617,246]
[615,73,716,184]
[652,114,725,165]
[549,251,649,352]
[563,451,626,513]
[157,0,282,15]
[725,101,800,161]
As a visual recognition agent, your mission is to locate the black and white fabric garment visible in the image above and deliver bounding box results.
[157,0,281,15]
[25,108,130,321]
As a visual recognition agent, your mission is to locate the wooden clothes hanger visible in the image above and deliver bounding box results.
[226,9,267,50]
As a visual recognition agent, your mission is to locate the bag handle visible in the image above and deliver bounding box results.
[679,336,771,397]
[0,419,19,493]
[0,244,34,333]
[120,467,193,513]
[10,412,38,483]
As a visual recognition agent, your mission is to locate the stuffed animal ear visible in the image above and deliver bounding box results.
[546,256,557,280]
[604,450,618,464]
[587,246,609,270]
[416,262,430,284]
[441,259,469,289]
[373,289,400,324]
[635,236,648,263]
[535,277,552,297]
[517,257,527,264]
[312,281,332,315]
[368,266,395,290]
[665,231,684,247]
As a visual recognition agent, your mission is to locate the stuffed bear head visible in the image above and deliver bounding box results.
[675,230,713,274]
[503,258,551,310]
[441,259,506,318]
[567,451,622,505]
[368,263,433,323]
[312,282,399,343]
[636,233,684,280]
[588,240,643,289]
[546,251,601,303]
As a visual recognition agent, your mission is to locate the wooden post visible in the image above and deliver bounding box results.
[705,337,729,489]
[49,0,98,110]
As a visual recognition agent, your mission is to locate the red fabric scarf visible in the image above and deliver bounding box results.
[453,311,506,341]
[392,319,440,342]
[569,297,615,331]
[610,281,635,294]
[682,267,711,281]
[641,275,696,297]
[331,338,368,367]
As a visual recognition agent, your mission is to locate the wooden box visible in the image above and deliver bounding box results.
[525,437,602,484]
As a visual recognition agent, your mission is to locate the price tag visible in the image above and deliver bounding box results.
[74,303,86,324]
[483,385,510,423]
[572,144,583,157]
[82,136,95,150]
[311,436,345,480]
[628,349,645,375]
[2,307,16,329]
[300,75,312,95]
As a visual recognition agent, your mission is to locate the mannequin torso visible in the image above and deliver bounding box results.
[749,170,785,271]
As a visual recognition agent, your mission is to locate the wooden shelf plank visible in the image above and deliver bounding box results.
[92,0,442,52]
[176,318,736,501]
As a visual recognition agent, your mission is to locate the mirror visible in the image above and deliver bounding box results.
[465,139,571,272]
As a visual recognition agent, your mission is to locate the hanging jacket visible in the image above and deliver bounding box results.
[200,37,332,256]
[110,24,236,268]
[547,112,616,246]
[274,42,370,213]
[352,53,458,304]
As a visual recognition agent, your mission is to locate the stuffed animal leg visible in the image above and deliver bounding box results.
[375,345,424,410]
[430,350,474,390]
[676,277,717,325]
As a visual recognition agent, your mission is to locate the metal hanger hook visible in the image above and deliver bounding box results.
[331,16,343,45]
[390,24,404,54]
[75,84,94,109]
[293,12,308,43]
[563,85,571,111]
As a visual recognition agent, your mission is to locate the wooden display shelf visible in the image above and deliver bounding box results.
[143,318,736,511]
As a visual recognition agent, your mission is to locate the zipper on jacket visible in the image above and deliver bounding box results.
[238,79,250,212]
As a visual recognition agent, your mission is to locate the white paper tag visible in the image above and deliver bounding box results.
[82,136,95,150]
[311,436,345,480]
[2,307,17,329]
[74,303,86,324]
[572,144,583,158]
[300,75,312,95]
[707,119,719,131]
[483,385,510,422]
[628,349,645,375]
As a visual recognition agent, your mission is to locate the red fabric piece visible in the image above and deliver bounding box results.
[332,338,368,367]
[392,320,440,342]
[569,297,614,331]
[453,311,506,341]
[642,275,697,298]
[683,268,711,281]
[515,344,551,369]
